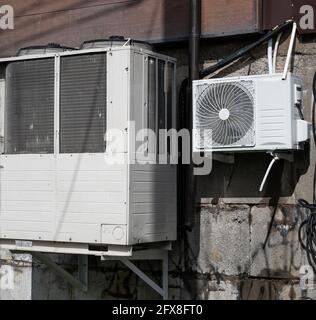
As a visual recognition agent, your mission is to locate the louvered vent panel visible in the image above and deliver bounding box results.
[60,53,107,153]
[5,59,55,154]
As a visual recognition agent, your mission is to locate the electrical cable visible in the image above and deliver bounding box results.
[295,103,305,120]
[298,199,316,274]
[263,202,279,250]
[268,39,273,74]
[273,32,283,73]
[123,38,131,47]
[259,156,280,192]
[199,20,294,78]
[297,71,316,276]
[312,72,316,148]
[282,22,297,80]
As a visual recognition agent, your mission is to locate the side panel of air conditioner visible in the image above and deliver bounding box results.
[255,76,293,150]
[291,76,305,147]
[127,50,178,245]
[0,78,4,154]
[107,49,129,153]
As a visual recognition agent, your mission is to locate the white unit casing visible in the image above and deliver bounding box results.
[193,73,311,153]
[0,46,177,251]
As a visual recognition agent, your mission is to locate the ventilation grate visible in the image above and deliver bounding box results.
[59,53,107,153]
[5,58,55,154]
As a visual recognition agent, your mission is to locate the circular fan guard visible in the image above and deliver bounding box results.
[196,82,254,146]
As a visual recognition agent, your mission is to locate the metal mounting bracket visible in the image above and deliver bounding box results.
[32,252,88,292]
[5,240,172,299]
[102,249,169,300]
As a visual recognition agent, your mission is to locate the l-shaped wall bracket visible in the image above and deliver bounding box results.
[102,249,169,300]
[7,241,172,299]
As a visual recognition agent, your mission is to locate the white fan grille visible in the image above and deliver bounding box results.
[195,80,255,149]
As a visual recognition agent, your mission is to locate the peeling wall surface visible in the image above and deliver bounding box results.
[1,33,316,300]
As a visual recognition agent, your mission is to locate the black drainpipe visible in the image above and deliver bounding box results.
[189,0,201,82]
[184,0,201,229]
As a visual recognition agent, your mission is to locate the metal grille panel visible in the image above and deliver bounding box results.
[60,53,107,154]
[5,59,55,154]
[195,81,255,149]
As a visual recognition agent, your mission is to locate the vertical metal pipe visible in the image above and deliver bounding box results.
[189,0,201,84]
[185,0,201,228]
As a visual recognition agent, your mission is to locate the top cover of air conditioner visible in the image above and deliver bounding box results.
[193,73,310,153]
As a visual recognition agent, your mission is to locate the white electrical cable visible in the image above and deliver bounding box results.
[282,22,297,80]
[123,38,131,46]
[273,32,282,73]
[259,156,280,192]
[268,39,273,74]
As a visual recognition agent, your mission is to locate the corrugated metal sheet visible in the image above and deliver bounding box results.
[0,0,261,57]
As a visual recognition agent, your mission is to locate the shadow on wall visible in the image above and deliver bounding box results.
[197,149,310,201]
[196,33,311,202]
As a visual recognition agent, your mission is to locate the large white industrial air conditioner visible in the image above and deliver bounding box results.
[0,41,177,254]
[193,73,310,153]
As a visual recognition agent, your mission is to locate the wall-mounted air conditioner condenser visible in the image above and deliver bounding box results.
[193,73,310,153]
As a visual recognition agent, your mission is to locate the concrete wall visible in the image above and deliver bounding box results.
[1,32,316,300]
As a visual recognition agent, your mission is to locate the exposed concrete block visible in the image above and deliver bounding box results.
[182,277,239,300]
[181,279,209,300]
[279,282,316,300]
[207,280,239,300]
[32,262,75,300]
[187,206,250,276]
[250,206,306,278]
[221,198,271,205]
[240,279,281,300]
[0,249,32,300]
[276,36,316,57]
[241,278,316,300]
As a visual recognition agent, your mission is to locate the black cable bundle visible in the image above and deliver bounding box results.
[298,199,316,273]
[298,71,316,274]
